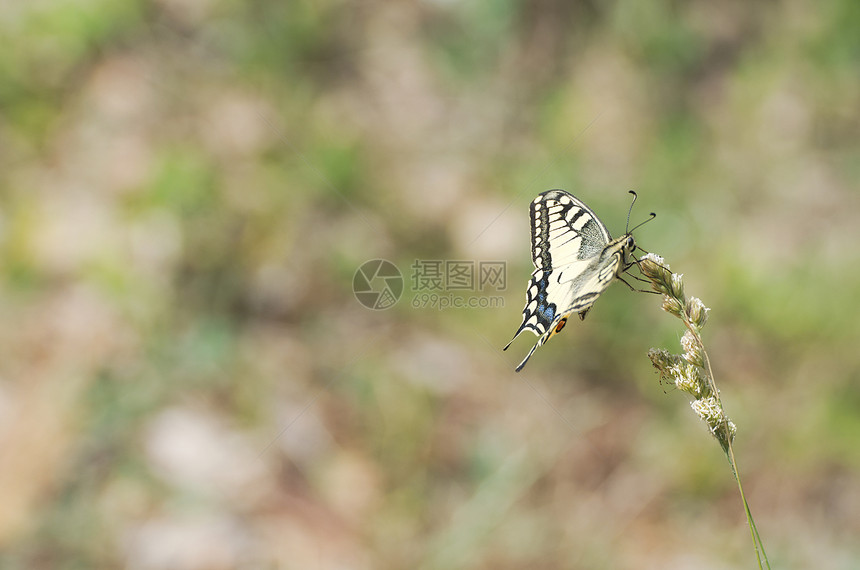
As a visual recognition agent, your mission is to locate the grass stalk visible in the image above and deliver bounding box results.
[638,253,770,569]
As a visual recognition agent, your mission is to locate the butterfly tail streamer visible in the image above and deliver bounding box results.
[505,326,548,372]
[514,341,541,372]
[503,323,531,352]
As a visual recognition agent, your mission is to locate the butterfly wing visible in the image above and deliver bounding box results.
[505,190,629,371]
[530,189,611,270]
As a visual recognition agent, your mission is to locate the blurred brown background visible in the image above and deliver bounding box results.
[1,0,859,568]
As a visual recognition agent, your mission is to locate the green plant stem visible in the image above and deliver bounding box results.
[688,322,770,570]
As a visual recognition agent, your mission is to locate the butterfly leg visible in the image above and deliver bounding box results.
[618,275,660,295]
[628,273,653,285]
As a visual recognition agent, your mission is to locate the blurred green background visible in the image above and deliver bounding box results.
[1,0,859,568]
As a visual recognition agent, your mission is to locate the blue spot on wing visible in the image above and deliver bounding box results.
[506,270,560,349]
[535,274,555,322]
[539,304,555,321]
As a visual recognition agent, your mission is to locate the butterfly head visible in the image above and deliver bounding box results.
[622,234,636,264]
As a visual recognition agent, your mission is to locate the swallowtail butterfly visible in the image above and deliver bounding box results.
[505,189,649,371]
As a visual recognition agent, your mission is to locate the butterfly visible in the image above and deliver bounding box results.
[505,189,652,371]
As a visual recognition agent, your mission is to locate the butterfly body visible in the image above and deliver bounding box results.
[505,190,638,371]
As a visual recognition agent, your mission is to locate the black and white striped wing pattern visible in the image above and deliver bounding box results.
[505,190,633,371]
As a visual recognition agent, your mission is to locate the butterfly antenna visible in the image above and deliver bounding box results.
[628,212,656,234]
[625,190,638,233]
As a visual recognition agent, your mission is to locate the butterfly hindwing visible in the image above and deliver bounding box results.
[506,190,636,371]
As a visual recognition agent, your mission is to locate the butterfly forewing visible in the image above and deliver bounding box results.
[506,190,636,371]
[531,190,611,269]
